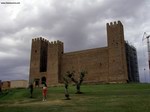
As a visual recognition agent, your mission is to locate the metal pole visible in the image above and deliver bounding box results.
[147,36,150,82]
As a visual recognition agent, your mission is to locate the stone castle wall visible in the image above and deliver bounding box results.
[29,21,128,86]
[61,47,109,83]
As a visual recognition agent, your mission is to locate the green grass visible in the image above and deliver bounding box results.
[0,83,150,112]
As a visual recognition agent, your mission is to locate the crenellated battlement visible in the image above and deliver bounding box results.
[32,37,49,43]
[49,40,63,45]
[32,37,63,48]
[107,20,122,27]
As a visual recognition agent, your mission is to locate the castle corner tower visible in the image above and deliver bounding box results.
[47,40,64,85]
[107,21,128,82]
[29,37,48,86]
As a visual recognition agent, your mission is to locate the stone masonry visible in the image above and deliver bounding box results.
[29,21,128,86]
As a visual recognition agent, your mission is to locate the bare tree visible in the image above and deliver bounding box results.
[67,70,86,94]
[63,76,70,100]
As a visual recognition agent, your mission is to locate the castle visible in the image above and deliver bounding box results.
[29,21,139,86]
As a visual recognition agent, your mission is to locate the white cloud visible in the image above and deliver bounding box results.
[0,0,150,82]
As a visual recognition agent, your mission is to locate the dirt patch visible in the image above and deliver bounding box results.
[0,99,72,107]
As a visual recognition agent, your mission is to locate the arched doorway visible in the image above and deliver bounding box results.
[41,77,46,84]
[34,78,40,87]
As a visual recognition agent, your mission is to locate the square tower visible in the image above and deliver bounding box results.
[107,21,128,82]
[47,40,64,85]
[29,37,48,86]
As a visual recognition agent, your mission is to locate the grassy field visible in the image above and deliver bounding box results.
[0,83,150,112]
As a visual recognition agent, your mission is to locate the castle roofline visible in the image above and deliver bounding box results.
[107,20,122,27]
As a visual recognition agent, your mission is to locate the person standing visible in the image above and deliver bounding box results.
[42,83,47,101]
[29,83,33,98]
